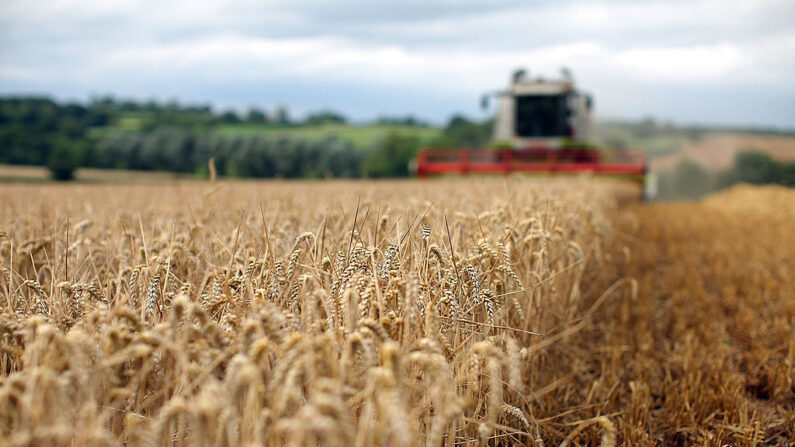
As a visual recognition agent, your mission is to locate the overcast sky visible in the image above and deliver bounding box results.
[1,0,794,127]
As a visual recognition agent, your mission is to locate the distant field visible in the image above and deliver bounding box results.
[650,132,795,171]
[0,164,196,183]
[215,123,442,148]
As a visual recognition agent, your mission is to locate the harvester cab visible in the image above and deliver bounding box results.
[416,69,649,194]
[488,68,594,150]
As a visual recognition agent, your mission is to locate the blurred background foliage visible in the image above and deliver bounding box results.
[1,96,793,193]
[0,97,491,180]
[658,151,795,200]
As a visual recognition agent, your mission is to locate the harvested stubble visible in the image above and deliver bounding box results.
[609,185,794,446]
[0,179,791,446]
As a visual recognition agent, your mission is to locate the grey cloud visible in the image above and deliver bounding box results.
[1,0,794,127]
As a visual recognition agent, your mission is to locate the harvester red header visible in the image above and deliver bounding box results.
[416,69,647,183]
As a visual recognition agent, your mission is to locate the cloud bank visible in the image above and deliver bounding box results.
[1,0,793,126]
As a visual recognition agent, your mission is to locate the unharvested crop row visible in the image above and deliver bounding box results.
[0,178,633,446]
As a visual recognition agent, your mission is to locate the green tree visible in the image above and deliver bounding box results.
[717,151,795,188]
[48,141,79,180]
[219,110,241,124]
[778,161,795,187]
[730,151,779,184]
[427,115,492,149]
[246,108,268,124]
[305,110,347,126]
[362,132,420,178]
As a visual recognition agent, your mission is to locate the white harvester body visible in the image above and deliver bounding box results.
[491,69,594,149]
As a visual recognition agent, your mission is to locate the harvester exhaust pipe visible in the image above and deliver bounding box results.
[512,68,528,83]
[480,94,490,111]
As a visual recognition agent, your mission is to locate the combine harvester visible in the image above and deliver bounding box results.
[416,69,650,194]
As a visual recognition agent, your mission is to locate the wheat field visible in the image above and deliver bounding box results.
[0,179,792,446]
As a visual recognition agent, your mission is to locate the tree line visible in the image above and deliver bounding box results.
[0,96,491,180]
[95,129,362,179]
